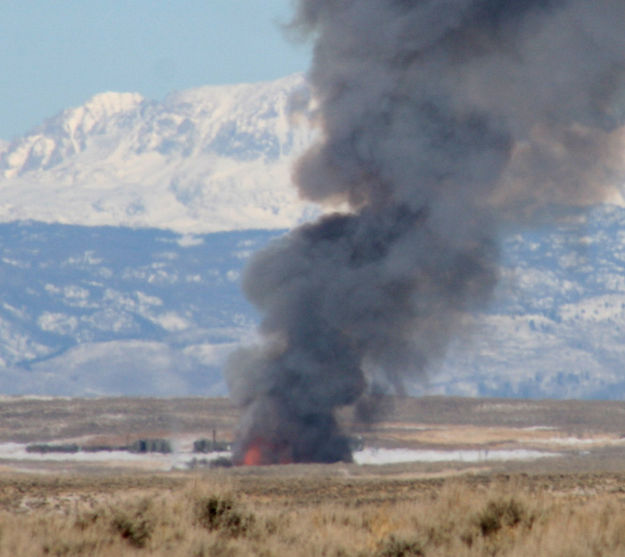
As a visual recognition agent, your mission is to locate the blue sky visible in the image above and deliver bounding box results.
[0,1,310,140]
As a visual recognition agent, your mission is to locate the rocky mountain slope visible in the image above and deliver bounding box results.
[0,222,280,396]
[1,77,625,399]
[432,205,625,400]
[0,74,317,232]
[0,206,624,399]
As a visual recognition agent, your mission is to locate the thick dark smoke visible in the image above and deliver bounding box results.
[226,0,625,465]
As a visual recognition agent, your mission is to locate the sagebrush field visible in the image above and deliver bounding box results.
[2,471,625,556]
[1,396,625,555]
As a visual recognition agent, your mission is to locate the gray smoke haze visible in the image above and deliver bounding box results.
[226,0,625,465]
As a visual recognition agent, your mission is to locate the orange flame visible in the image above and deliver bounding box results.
[240,438,293,466]
[243,443,263,466]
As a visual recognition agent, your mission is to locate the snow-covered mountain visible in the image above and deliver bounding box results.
[0,74,317,232]
[431,205,625,400]
[0,222,281,396]
[2,207,625,398]
[1,76,625,399]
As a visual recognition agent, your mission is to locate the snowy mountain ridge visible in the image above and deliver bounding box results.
[0,75,317,233]
[1,75,625,399]
[2,91,146,175]
[1,207,625,399]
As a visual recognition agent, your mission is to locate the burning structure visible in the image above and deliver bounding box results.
[227,1,625,465]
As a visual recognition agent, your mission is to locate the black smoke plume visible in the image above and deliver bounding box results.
[227,0,625,465]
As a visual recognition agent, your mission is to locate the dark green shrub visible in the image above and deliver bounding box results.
[194,495,254,538]
[477,497,527,537]
[375,535,424,557]
[111,500,154,548]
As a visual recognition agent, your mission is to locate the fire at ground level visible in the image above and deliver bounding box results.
[0,396,624,473]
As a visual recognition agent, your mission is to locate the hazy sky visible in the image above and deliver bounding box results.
[0,1,310,140]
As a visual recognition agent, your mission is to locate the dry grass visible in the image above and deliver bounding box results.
[3,395,625,446]
[0,398,238,444]
[1,394,625,555]
[0,472,624,556]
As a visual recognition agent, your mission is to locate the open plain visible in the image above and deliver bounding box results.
[1,396,625,555]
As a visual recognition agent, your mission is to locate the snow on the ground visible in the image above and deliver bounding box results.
[0,443,563,470]
[352,447,561,465]
[543,436,625,446]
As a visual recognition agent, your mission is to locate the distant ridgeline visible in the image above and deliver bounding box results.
[1,206,625,398]
[0,221,282,396]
